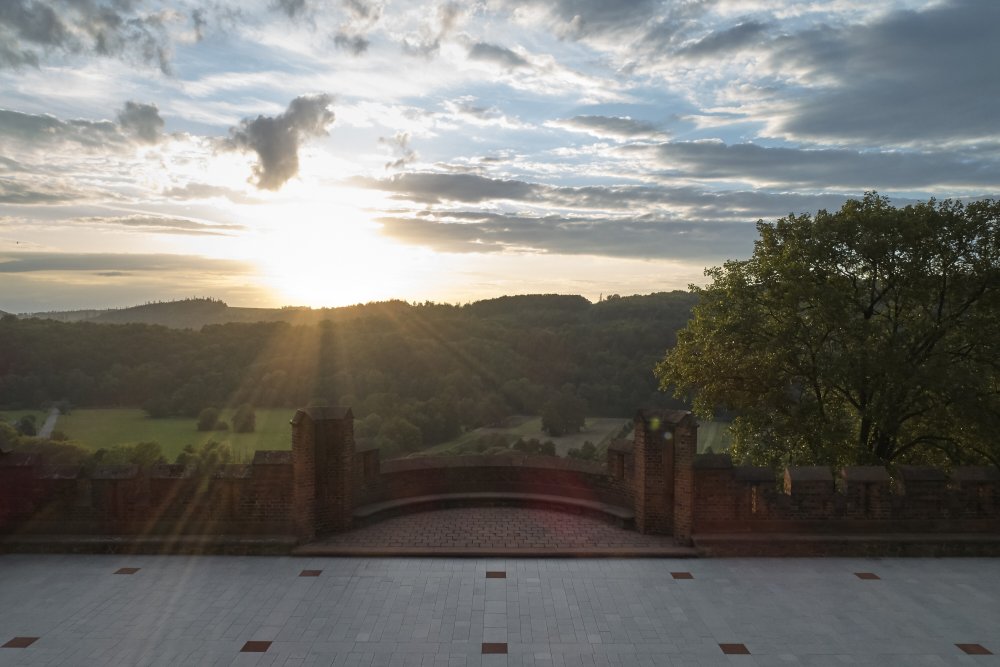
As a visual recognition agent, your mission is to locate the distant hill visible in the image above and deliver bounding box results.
[16,292,698,330]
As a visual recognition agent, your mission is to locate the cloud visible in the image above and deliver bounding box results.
[80,214,245,237]
[550,115,665,141]
[352,171,870,223]
[0,0,177,73]
[334,32,369,55]
[354,172,542,204]
[441,97,525,129]
[116,102,164,144]
[0,251,253,274]
[0,178,87,204]
[467,42,529,69]
[512,0,661,40]
[631,141,1000,189]
[273,0,309,19]
[0,102,165,150]
[403,1,462,57]
[767,0,1000,144]
[0,108,120,148]
[225,94,335,190]
[676,20,769,57]
[379,132,417,170]
[376,211,758,260]
[162,183,259,204]
[334,0,382,55]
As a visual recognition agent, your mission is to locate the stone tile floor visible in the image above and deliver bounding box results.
[1,554,998,666]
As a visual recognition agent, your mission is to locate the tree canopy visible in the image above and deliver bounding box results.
[657,193,1000,468]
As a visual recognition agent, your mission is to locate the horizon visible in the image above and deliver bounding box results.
[2,0,998,312]
[4,289,680,316]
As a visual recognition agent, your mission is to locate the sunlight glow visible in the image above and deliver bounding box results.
[247,187,434,307]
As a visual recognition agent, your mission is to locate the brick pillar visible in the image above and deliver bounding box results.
[672,417,697,545]
[633,409,698,540]
[291,410,316,542]
[631,410,669,534]
[291,405,355,542]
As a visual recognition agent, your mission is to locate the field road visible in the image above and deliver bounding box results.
[37,407,60,439]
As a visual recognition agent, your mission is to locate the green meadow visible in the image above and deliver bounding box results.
[421,415,731,457]
[1,408,296,463]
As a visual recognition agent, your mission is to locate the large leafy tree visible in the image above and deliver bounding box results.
[657,193,1000,468]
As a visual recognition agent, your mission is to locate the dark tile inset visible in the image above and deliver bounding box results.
[3,637,39,649]
[485,571,506,579]
[299,570,322,577]
[241,641,271,653]
[719,643,750,655]
[854,572,880,580]
[114,567,140,575]
[671,572,694,579]
[957,644,993,655]
[482,642,508,654]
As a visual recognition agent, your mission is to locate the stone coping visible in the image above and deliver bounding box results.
[381,455,606,475]
[353,491,635,523]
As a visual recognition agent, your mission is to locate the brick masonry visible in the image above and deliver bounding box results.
[2,403,999,554]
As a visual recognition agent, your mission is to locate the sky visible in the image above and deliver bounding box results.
[1,0,998,312]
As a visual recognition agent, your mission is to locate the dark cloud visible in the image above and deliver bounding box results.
[635,141,1000,189]
[353,172,542,204]
[516,0,660,40]
[0,0,175,74]
[353,171,864,223]
[273,0,309,19]
[0,251,253,274]
[552,115,663,140]
[81,214,245,237]
[771,0,1000,144]
[333,0,381,55]
[468,42,529,69]
[345,0,382,22]
[376,211,758,260]
[0,102,165,149]
[191,8,207,41]
[677,20,768,57]
[0,108,119,148]
[116,101,164,144]
[225,94,335,191]
[334,32,369,55]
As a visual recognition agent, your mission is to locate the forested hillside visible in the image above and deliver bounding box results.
[0,292,696,456]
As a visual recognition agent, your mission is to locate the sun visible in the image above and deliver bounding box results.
[248,188,433,308]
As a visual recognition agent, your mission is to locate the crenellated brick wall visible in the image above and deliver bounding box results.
[3,403,999,555]
[0,450,295,538]
[692,454,1000,534]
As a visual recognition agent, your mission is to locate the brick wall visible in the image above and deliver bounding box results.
[0,449,295,537]
[692,454,1000,534]
[6,404,999,548]
[355,453,631,509]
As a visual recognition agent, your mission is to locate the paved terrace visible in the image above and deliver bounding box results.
[1,553,998,666]
[297,508,692,557]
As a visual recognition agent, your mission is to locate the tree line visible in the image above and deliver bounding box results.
[0,292,695,457]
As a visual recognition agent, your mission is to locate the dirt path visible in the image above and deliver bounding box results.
[38,406,60,438]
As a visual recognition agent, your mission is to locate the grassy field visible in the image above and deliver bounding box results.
[425,415,731,457]
[698,420,733,453]
[4,407,732,462]
[21,408,296,463]
[423,416,632,457]
[0,409,49,429]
